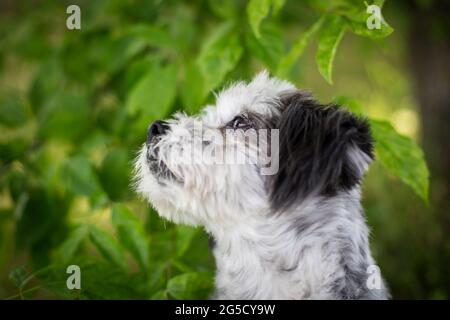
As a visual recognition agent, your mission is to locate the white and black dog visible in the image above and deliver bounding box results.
[134,71,389,299]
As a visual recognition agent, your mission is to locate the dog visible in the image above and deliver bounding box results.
[134,71,389,299]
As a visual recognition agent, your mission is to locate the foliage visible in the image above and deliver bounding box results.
[0,0,435,299]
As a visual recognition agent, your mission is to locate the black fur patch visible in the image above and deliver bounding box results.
[269,92,374,211]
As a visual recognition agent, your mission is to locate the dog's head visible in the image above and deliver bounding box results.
[134,71,373,227]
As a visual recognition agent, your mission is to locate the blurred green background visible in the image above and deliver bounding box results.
[0,0,449,299]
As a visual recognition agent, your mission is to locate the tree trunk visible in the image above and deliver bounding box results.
[408,1,450,227]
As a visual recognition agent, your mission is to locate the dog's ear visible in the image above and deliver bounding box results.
[269,93,374,211]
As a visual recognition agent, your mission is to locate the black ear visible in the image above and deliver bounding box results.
[269,93,374,211]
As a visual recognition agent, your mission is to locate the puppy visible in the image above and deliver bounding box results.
[134,71,389,299]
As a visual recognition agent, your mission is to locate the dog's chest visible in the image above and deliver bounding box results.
[212,241,339,299]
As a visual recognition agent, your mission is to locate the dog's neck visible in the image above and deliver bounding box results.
[206,188,388,299]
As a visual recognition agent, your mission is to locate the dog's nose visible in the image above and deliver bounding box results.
[147,120,168,144]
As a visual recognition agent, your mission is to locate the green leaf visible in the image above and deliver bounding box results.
[54,225,89,265]
[316,15,347,84]
[0,95,29,127]
[111,204,150,270]
[0,135,29,162]
[89,226,128,271]
[125,24,178,51]
[29,60,63,113]
[62,156,101,197]
[371,120,429,202]
[126,63,178,121]
[208,0,239,19]
[172,260,193,273]
[271,0,286,14]
[333,95,365,115]
[145,262,167,293]
[38,92,90,141]
[245,24,285,72]
[175,226,199,258]
[345,1,393,39]
[151,290,168,299]
[167,272,213,299]
[97,148,130,201]
[9,266,29,289]
[104,35,147,74]
[277,17,324,77]
[42,261,146,299]
[247,0,285,38]
[247,0,272,39]
[180,60,208,114]
[120,58,155,98]
[197,23,243,92]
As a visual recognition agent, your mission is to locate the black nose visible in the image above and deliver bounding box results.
[147,120,168,144]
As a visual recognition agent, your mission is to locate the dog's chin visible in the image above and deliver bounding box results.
[141,174,202,226]
[148,158,179,184]
[146,148,182,185]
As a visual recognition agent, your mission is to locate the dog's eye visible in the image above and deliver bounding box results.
[229,115,250,130]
